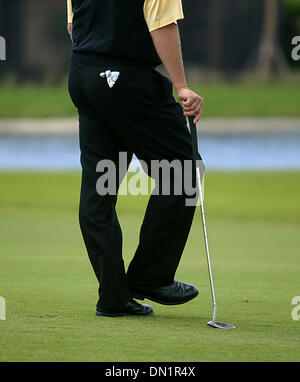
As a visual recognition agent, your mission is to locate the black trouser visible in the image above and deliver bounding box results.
[68,56,196,311]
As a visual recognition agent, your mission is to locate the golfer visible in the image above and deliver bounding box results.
[67,0,204,317]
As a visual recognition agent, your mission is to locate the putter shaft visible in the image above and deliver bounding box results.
[189,117,235,329]
[196,167,217,322]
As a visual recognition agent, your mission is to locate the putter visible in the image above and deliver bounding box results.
[188,117,236,330]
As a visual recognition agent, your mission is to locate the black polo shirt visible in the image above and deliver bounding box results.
[70,0,161,66]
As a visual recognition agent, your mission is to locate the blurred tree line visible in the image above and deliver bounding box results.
[0,0,299,84]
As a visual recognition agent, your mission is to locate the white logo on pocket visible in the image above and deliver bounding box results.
[100,70,120,88]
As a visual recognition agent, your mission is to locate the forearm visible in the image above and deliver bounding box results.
[150,23,187,93]
[151,23,204,123]
[68,23,73,43]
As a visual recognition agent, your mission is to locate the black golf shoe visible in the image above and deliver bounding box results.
[129,280,199,306]
[96,299,154,317]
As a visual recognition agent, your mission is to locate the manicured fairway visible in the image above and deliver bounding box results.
[0,83,300,118]
[0,172,299,362]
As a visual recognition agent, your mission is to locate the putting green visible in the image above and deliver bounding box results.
[0,172,299,361]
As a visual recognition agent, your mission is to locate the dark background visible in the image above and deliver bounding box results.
[0,0,299,83]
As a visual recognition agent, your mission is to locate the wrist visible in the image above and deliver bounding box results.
[175,84,188,94]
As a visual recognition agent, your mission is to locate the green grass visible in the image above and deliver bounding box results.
[0,83,300,118]
[195,84,300,118]
[0,171,300,362]
[0,85,75,118]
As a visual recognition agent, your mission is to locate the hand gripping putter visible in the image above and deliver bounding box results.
[188,117,236,329]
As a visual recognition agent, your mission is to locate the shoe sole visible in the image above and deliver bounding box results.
[132,291,199,306]
[95,310,154,317]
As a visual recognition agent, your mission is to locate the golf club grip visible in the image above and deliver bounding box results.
[188,117,201,164]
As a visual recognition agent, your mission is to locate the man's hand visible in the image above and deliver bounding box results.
[67,23,73,43]
[177,87,204,124]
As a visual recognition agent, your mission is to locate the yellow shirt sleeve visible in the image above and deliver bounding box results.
[144,0,184,32]
[67,0,73,23]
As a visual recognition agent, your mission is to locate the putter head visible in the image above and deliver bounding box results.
[207,321,236,329]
